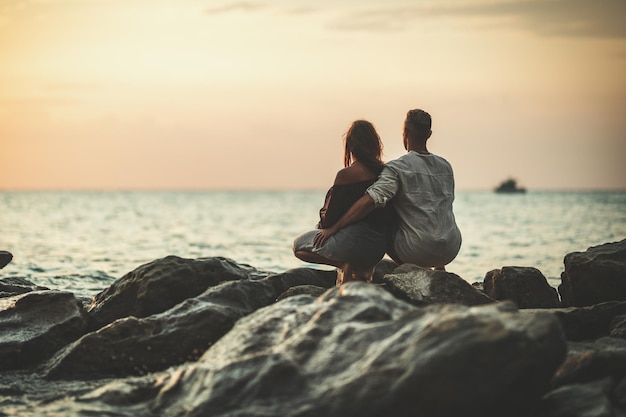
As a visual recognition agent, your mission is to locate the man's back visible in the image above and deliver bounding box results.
[367,151,462,267]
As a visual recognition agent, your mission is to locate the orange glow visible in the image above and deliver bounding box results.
[1,1,625,190]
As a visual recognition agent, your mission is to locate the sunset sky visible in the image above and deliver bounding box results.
[1,0,625,191]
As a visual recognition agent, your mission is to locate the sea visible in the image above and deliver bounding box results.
[1,190,625,299]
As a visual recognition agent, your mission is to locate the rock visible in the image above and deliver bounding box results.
[44,279,278,380]
[0,251,12,269]
[87,256,263,331]
[372,258,400,283]
[611,315,626,338]
[551,337,626,388]
[484,266,560,308]
[614,377,626,408]
[0,291,88,370]
[536,378,615,417]
[37,283,566,417]
[383,264,495,306]
[0,277,49,298]
[559,239,626,307]
[523,301,626,341]
[277,285,326,301]
[263,267,336,295]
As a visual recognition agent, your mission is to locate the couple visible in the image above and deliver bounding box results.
[293,109,462,285]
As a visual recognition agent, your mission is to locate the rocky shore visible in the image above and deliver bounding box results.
[1,239,625,417]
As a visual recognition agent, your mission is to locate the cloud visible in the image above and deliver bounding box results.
[326,0,626,39]
[439,0,626,39]
[205,2,267,16]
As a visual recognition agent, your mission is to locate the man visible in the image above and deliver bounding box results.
[314,109,461,270]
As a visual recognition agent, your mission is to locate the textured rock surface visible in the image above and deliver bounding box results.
[87,256,266,331]
[523,301,626,341]
[0,277,49,298]
[0,291,87,370]
[30,283,566,417]
[551,337,626,388]
[537,378,615,417]
[44,280,278,379]
[484,266,560,308]
[559,239,626,307]
[384,264,494,306]
[263,267,336,295]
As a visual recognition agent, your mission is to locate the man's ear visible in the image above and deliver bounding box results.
[426,130,432,140]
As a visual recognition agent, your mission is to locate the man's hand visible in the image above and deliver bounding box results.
[313,195,376,248]
[314,227,338,248]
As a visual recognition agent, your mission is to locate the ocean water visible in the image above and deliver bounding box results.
[1,190,625,299]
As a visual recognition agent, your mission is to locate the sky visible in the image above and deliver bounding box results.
[1,0,625,191]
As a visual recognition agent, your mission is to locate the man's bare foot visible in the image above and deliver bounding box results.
[343,264,375,283]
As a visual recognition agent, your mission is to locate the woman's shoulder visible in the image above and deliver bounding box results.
[333,164,377,186]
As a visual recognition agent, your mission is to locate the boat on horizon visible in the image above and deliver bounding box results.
[494,178,526,193]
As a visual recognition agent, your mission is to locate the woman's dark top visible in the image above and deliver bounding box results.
[317,179,391,230]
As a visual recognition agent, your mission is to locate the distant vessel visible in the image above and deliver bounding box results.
[494,178,526,193]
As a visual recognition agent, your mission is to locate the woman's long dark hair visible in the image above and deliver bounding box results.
[344,120,384,174]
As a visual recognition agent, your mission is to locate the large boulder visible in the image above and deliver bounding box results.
[383,264,494,306]
[87,256,266,330]
[44,279,278,380]
[0,291,88,370]
[558,239,626,307]
[484,266,560,308]
[36,283,566,417]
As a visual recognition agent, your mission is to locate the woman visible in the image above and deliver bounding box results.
[293,120,390,285]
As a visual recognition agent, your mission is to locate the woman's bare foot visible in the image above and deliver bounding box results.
[336,268,345,286]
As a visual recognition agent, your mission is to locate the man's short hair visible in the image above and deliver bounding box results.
[405,109,431,139]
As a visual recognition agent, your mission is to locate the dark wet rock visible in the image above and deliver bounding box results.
[559,239,626,307]
[0,277,49,298]
[614,377,626,408]
[277,284,326,301]
[0,251,12,269]
[87,256,264,331]
[551,337,626,388]
[611,315,626,338]
[0,291,88,370]
[372,258,400,283]
[537,378,615,417]
[383,264,495,306]
[43,280,278,380]
[263,267,336,295]
[484,266,560,308]
[35,283,566,417]
[523,301,626,341]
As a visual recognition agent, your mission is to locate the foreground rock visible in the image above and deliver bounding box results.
[31,284,566,417]
[87,256,270,331]
[484,266,560,308]
[0,291,87,370]
[384,264,494,306]
[43,280,278,379]
[559,239,626,307]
